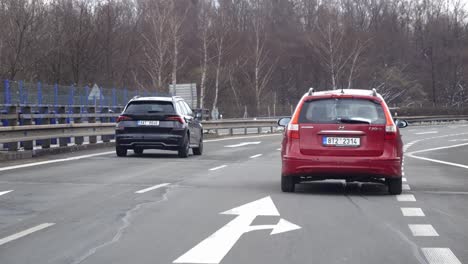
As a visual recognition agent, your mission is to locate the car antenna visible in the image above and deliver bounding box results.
[308,87,314,95]
[372,88,377,96]
[340,87,344,94]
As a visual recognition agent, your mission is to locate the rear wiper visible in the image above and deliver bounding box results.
[147,111,163,113]
[337,117,371,124]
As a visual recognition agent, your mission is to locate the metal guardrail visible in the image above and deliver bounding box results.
[1,114,467,153]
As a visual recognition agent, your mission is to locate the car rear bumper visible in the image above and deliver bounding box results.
[282,156,402,178]
[115,133,183,150]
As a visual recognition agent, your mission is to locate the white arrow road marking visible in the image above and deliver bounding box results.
[0,190,13,197]
[224,142,261,148]
[173,196,301,264]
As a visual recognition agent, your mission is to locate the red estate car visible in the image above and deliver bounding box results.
[278,89,408,194]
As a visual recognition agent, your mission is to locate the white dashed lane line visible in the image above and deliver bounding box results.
[249,154,263,159]
[401,208,425,217]
[0,190,13,197]
[408,224,439,237]
[402,177,407,182]
[396,194,416,202]
[422,248,462,264]
[0,223,55,246]
[414,131,439,135]
[135,183,170,194]
[209,165,227,171]
[224,142,261,148]
[402,184,411,191]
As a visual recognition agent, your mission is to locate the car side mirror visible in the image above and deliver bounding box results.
[278,117,291,127]
[395,119,408,128]
[195,112,202,120]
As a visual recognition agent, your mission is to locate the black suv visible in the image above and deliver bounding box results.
[115,96,203,158]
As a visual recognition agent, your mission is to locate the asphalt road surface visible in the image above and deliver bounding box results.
[1,124,468,264]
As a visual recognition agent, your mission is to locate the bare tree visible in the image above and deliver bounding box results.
[246,0,276,115]
[197,0,214,109]
[140,0,172,91]
[168,1,189,93]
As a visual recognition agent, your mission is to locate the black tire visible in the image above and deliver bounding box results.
[178,135,190,158]
[116,146,127,157]
[134,148,143,155]
[387,178,402,195]
[192,137,203,156]
[281,176,296,193]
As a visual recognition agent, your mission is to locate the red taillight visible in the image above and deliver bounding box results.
[385,125,397,140]
[166,115,185,124]
[287,123,300,139]
[117,115,132,122]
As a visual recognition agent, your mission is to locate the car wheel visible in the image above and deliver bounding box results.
[178,135,190,158]
[192,137,203,156]
[387,178,402,195]
[134,148,143,155]
[281,176,296,192]
[116,146,127,157]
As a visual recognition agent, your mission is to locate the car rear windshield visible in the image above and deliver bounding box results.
[299,98,386,124]
[124,101,175,114]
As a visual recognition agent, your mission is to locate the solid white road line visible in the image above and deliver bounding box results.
[135,183,170,194]
[0,134,281,173]
[415,131,438,135]
[401,208,425,217]
[408,224,439,237]
[402,184,411,191]
[0,190,13,197]
[407,154,468,170]
[422,248,462,264]
[406,142,468,170]
[396,194,416,202]
[209,165,227,171]
[0,151,115,172]
[250,154,263,159]
[0,223,55,246]
[277,148,281,151]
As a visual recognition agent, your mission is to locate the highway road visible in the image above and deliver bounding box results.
[1,123,468,264]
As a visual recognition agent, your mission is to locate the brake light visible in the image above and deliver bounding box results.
[287,124,300,139]
[385,125,397,140]
[117,115,132,122]
[166,115,185,124]
[286,100,304,139]
[381,100,397,140]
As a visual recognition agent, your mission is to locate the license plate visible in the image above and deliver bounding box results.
[323,137,360,147]
[137,120,159,126]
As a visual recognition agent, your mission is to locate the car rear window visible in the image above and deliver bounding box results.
[299,98,386,124]
[124,101,175,114]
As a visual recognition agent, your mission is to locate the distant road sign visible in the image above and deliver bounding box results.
[169,83,197,108]
[88,84,104,101]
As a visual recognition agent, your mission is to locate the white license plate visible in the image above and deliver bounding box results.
[137,120,159,126]
[323,137,360,146]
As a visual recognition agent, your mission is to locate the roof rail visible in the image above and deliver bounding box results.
[308,87,314,95]
[372,88,377,96]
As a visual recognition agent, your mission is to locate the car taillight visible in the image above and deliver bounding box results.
[385,125,397,140]
[166,115,185,124]
[287,123,300,139]
[117,115,132,122]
